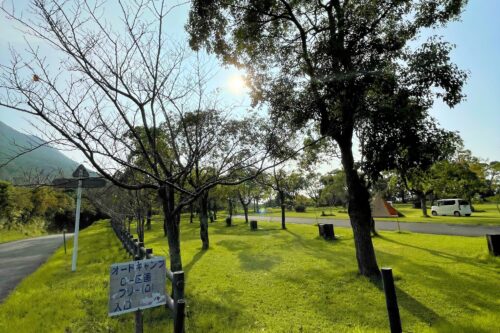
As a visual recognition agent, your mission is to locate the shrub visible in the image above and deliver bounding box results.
[294,205,306,213]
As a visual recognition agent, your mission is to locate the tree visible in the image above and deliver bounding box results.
[0,0,279,272]
[431,159,486,208]
[485,161,500,196]
[235,172,260,224]
[260,168,305,229]
[360,102,462,217]
[303,172,322,209]
[319,170,348,208]
[187,0,467,277]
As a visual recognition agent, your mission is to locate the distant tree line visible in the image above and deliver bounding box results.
[0,181,106,232]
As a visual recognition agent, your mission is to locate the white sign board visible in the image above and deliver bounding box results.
[108,257,167,316]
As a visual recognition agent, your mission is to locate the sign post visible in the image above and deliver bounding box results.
[52,164,105,272]
[71,167,84,272]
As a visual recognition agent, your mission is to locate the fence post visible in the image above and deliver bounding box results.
[172,271,185,333]
[381,268,402,333]
[486,234,500,256]
[174,300,186,333]
[134,253,143,333]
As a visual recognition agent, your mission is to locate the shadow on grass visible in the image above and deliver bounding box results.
[186,293,257,332]
[238,252,282,271]
[378,234,499,273]
[375,246,500,319]
[396,287,446,325]
[184,249,207,274]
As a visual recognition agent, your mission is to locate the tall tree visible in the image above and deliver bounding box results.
[188,0,467,277]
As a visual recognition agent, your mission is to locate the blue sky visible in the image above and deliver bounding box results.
[0,0,499,165]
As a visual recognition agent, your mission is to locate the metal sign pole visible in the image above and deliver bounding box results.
[71,170,83,272]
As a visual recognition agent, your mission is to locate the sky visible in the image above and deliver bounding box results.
[0,0,499,168]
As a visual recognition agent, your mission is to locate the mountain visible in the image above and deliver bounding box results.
[0,121,79,182]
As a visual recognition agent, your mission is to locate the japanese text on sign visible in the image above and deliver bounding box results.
[108,257,167,316]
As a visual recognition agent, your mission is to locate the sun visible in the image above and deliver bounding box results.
[227,74,247,94]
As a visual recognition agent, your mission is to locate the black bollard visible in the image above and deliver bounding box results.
[250,220,258,231]
[63,228,67,254]
[323,224,335,240]
[486,234,500,256]
[381,268,402,333]
[318,223,334,240]
[318,223,325,237]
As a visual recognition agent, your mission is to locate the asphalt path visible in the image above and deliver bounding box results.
[239,215,500,237]
[0,233,72,302]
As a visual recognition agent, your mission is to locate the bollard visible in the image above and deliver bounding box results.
[172,271,185,333]
[323,224,335,240]
[318,223,325,237]
[63,228,67,254]
[174,299,186,333]
[318,223,335,240]
[134,255,144,333]
[381,268,402,333]
[486,234,500,256]
[250,220,258,231]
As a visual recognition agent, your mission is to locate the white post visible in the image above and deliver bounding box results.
[71,173,83,272]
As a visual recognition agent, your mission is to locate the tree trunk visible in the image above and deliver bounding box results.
[228,199,233,218]
[419,193,429,217]
[136,209,144,243]
[146,206,152,231]
[189,203,194,224]
[243,205,249,224]
[279,191,286,229]
[339,140,380,278]
[199,192,209,250]
[158,185,183,272]
[401,189,406,203]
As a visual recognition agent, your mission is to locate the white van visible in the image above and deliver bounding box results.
[431,199,472,217]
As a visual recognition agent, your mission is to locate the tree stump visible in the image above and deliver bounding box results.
[486,234,500,256]
[250,220,258,231]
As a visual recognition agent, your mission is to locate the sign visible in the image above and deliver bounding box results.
[51,165,105,272]
[52,177,107,188]
[108,257,167,316]
[72,164,89,178]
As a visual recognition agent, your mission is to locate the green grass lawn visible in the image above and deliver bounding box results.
[251,202,500,226]
[1,217,499,332]
[0,224,47,244]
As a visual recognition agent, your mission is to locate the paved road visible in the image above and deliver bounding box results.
[239,215,500,237]
[0,234,72,302]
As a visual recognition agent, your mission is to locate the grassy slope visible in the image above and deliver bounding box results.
[0,225,47,244]
[253,202,500,225]
[2,218,499,332]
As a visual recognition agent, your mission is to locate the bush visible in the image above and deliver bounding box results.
[294,205,306,213]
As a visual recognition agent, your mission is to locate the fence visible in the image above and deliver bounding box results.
[111,218,185,333]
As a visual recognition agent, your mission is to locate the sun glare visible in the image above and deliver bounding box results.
[227,74,247,94]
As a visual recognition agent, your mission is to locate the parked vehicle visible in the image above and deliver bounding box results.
[431,199,472,217]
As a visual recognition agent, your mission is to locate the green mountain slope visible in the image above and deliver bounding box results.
[0,121,79,182]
